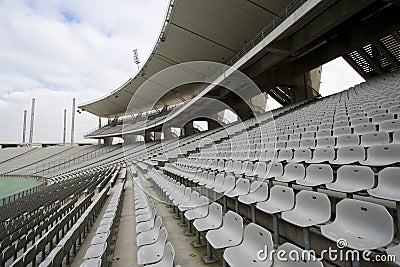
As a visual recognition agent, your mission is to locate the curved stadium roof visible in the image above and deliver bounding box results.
[78,0,293,118]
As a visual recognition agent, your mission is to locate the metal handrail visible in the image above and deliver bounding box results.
[227,0,307,67]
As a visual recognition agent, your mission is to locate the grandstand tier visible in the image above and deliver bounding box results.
[1,72,400,266]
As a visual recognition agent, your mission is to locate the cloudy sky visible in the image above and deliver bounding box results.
[0,0,364,143]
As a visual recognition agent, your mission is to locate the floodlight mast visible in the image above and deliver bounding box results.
[63,109,67,145]
[29,98,35,145]
[22,110,27,144]
[133,49,140,70]
[71,98,75,145]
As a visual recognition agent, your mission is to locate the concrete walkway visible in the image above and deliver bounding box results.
[112,174,138,266]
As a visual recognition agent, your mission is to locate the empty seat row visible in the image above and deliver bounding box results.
[132,174,180,267]
[190,143,400,166]
[80,182,124,267]
[7,186,107,267]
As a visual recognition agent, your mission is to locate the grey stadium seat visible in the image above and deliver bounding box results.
[316,136,335,147]
[146,242,175,267]
[329,146,365,165]
[368,167,400,201]
[299,139,316,148]
[326,165,374,194]
[308,147,335,163]
[296,164,333,187]
[193,202,223,232]
[256,185,294,214]
[333,126,351,136]
[225,178,250,198]
[321,199,393,250]
[223,223,273,267]
[137,216,163,247]
[136,214,157,234]
[206,211,243,249]
[246,161,267,178]
[277,149,293,162]
[359,144,400,166]
[335,134,359,147]
[360,131,389,146]
[379,119,400,132]
[213,174,235,194]
[137,227,168,265]
[372,113,394,123]
[184,196,210,221]
[353,122,376,134]
[259,162,283,180]
[290,148,312,163]
[275,163,305,183]
[282,190,331,228]
[238,181,269,204]
[84,242,107,261]
[91,232,109,245]
[351,117,370,126]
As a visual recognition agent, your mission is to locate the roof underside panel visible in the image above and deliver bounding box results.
[79,0,293,117]
[343,30,400,80]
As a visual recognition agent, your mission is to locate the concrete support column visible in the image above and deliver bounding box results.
[305,66,322,96]
[163,127,174,140]
[103,137,113,146]
[222,93,253,121]
[144,131,153,142]
[207,119,221,130]
[154,132,162,140]
[123,134,140,144]
[250,92,268,114]
[289,67,321,103]
[181,121,195,137]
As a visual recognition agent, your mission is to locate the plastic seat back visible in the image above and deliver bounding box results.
[368,167,400,201]
[310,147,335,163]
[276,163,305,182]
[379,119,400,132]
[360,144,400,166]
[265,162,283,178]
[353,123,375,134]
[223,223,273,267]
[300,164,333,185]
[282,190,331,227]
[146,242,175,267]
[327,165,374,193]
[331,146,365,164]
[321,199,393,250]
[277,149,293,162]
[316,137,335,147]
[360,132,389,146]
[292,148,312,162]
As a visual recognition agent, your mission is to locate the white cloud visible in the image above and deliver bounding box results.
[320,57,365,96]
[0,0,168,142]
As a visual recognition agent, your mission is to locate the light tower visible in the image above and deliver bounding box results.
[63,109,67,145]
[71,98,75,145]
[133,49,140,70]
[98,117,102,145]
[29,98,35,144]
[22,110,27,144]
